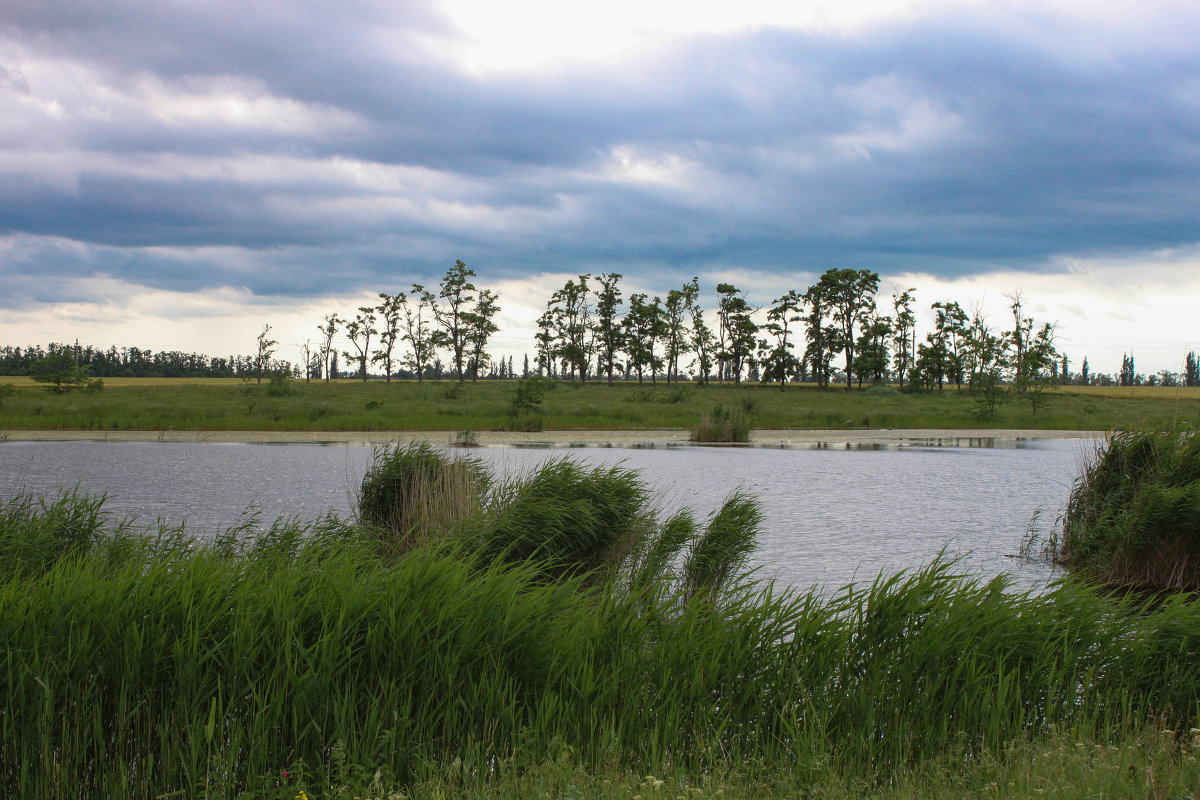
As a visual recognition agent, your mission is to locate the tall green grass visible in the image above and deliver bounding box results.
[1054,428,1200,590]
[2,456,1199,797]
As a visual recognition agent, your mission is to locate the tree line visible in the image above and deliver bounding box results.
[6,262,1199,392]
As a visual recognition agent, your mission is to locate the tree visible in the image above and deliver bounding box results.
[534,310,556,377]
[400,285,438,382]
[759,290,804,391]
[1185,352,1199,387]
[593,273,624,386]
[853,314,892,387]
[1018,323,1059,415]
[433,260,477,382]
[965,310,1007,418]
[343,307,377,381]
[463,288,501,382]
[714,283,757,384]
[931,301,968,388]
[31,352,93,393]
[317,314,341,382]
[1120,353,1136,387]
[685,278,715,385]
[299,339,314,383]
[891,288,917,389]
[546,275,593,381]
[662,286,691,385]
[819,269,880,391]
[802,281,837,389]
[373,292,404,382]
[623,293,662,385]
[254,324,278,385]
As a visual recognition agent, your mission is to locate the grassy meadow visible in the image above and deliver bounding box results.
[3,375,1200,432]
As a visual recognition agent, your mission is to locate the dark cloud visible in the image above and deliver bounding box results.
[1,2,1198,302]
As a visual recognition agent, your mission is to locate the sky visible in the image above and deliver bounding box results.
[1,0,1198,376]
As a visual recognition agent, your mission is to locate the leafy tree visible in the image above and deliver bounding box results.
[715,283,758,384]
[1018,323,1059,415]
[400,285,438,382]
[534,310,556,377]
[623,293,663,385]
[686,278,716,385]
[463,288,501,382]
[1186,352,1199,387]
[373,292,404,382]
[931,301,968,388]
[662,286,691,385]
[1120,353,1136,387]
[343,307,377,381]
[31,352,93,393]
[254,324,278,385]
[433,260,478,382]
[546,275,593,381]
[853,314,892,387]
[891,288,917,388]
[759,290,804,391]
[802,282,837,389]
[593,273,624,386]
[317,314,341,382]
[819,268,880,391]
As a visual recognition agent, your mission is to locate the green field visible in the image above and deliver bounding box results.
[3,376,1200,432]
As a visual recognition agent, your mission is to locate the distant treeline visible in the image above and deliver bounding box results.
[0,342,293,380]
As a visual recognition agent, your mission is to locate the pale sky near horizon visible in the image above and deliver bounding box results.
[1,0,1197,376]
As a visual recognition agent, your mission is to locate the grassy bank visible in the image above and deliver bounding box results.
[3,377,1199,432]
[2,447,1199,798]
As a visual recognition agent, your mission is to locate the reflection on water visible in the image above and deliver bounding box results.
[0,437,1092,594]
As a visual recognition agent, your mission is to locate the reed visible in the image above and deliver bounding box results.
[356,441,489,554]
[1055,428,1200,590]
[1,471,1198,798]
[689,403,751,443]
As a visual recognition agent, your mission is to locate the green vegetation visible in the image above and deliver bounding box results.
[689,403,752,443]
[3,377,1200,433]
[1041,428,1200,591]
[2,449,1199,798]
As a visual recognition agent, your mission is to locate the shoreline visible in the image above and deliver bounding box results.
[1,427,1105,447]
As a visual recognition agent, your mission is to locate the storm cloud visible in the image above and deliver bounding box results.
[1,0,1197,310]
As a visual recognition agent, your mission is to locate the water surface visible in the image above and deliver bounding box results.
[0,438,1091,593]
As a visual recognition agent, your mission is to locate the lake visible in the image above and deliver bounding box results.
[0,437,1094,593]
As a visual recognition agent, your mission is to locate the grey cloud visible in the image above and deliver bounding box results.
[1,3,1198,303]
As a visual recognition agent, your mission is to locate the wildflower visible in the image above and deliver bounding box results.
[296,791,309,800]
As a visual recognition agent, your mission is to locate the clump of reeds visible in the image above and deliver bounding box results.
[0,489,109,578]
[1056,428,1200,591]
[479,458,651,579]
[689,403,751,443]
[356,441,489,554]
